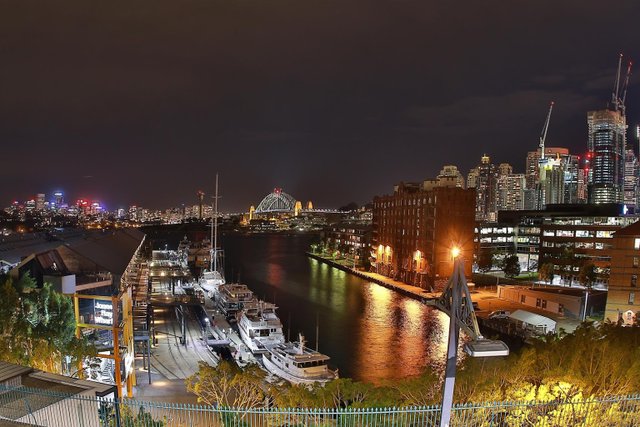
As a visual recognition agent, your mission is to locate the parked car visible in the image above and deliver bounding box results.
[488,310,511,319]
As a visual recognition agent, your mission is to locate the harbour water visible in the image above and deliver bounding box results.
[222,233,450,384]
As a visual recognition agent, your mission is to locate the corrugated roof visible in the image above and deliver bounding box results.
[0,362,32,383]
[64,229,144,275]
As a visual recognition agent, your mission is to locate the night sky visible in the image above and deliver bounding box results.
[2,1,640,212]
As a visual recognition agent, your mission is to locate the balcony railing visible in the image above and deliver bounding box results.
[1,385,640,426]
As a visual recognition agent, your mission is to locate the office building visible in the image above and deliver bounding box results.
[587,109,627,204]
[497,173,526,211]
[623,147,639,210]
[469,155,497,221]
[437,165,465,188]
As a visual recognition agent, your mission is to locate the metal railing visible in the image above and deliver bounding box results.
[1,385,640,426]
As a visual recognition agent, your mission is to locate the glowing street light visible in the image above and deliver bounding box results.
[451,246,460,259]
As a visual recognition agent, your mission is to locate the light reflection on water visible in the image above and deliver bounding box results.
[223,234,448,384]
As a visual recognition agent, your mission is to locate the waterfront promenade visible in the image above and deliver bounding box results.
[306,252,440,301]
[306,251,581,333]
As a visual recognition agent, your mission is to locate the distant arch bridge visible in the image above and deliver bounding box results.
[255,188,297,213]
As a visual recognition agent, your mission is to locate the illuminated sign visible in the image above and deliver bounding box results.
[94,301,113,325]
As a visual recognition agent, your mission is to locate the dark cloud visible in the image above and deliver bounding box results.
[1,0,640,210]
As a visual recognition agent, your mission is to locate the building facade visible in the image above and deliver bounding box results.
[605,221,640,324]
[469,155,497,221]
[476,205,637,283]
[372,179,475,288]
[497,173,526,211]
[623,147,639,210]
[324,221,372,268]
[587,109,627,204]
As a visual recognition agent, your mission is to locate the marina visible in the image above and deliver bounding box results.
[132,216,451,387]
[142,233,339,387]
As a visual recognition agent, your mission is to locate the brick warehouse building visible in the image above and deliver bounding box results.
[372,180,475,288]
[606,220,640,324]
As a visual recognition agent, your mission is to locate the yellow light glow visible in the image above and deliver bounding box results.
[451,246,460,259]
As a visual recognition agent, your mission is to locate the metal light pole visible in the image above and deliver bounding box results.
[431,248,509,427]
[440,258,461,427]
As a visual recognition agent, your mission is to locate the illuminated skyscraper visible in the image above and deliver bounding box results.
[587,55,632,204]
[587,109,627,204]
[469,155,497,221]
[623,146,638,209]
[36,193,46,211]
[563,154,586,204]
[497,173,526,211]
[437,165,465,188]
[53,191,64,206]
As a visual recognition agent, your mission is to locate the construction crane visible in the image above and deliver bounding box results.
[620,60,633,117]
[611,53,633,116]
[539,101,554,160]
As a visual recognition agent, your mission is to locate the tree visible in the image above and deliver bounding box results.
[186,361,267,411]
[559,247,577,286]
[501,254,520,278]
[476,250,494,273]
[538,262,555,285]
[338,202,359,212]
[0,275,90,373]
[314,378,373,408]
[578,261,597,290]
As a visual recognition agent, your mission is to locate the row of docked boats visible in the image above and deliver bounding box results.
[197,271,337,385]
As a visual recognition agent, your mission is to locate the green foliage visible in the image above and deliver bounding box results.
[501,254,520,278]
[186,360,267,408]
[578,261,597,289]
[186,324,640,427]
[476,250,494,273]
[559,247,578,285]
[0,275,91,373]
[102,403,166,427]
[538,262,555,284]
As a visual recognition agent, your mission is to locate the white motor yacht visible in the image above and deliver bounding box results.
[237,300,285,354]
[198,269,225,297]
[216,284,255,320]
[262,334,338,385]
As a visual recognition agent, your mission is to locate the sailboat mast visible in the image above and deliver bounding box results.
[315,312,319,351]
[213,173,219,273]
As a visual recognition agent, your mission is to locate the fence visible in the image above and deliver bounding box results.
[1,385,640,426]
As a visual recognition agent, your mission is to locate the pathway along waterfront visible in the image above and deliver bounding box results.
[222,233,450,384]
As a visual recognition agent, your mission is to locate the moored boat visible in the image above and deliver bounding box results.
[216,283,255,320]
[262,334,338,385]
[237,300,285,354]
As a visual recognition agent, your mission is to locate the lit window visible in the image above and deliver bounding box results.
[635,239,640,250]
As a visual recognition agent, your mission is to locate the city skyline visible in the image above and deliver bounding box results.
[2,1,640,211]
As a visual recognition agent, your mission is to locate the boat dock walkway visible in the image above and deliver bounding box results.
[305,252,440,302]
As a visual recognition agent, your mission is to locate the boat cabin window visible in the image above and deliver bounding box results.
[294,360,324,368]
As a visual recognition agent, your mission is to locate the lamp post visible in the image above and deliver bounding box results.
[435,247,509,427]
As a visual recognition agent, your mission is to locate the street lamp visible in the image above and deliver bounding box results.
[431,251,509,427]
[451,246,460,260]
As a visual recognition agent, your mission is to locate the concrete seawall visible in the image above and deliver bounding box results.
[305,252,438,302]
